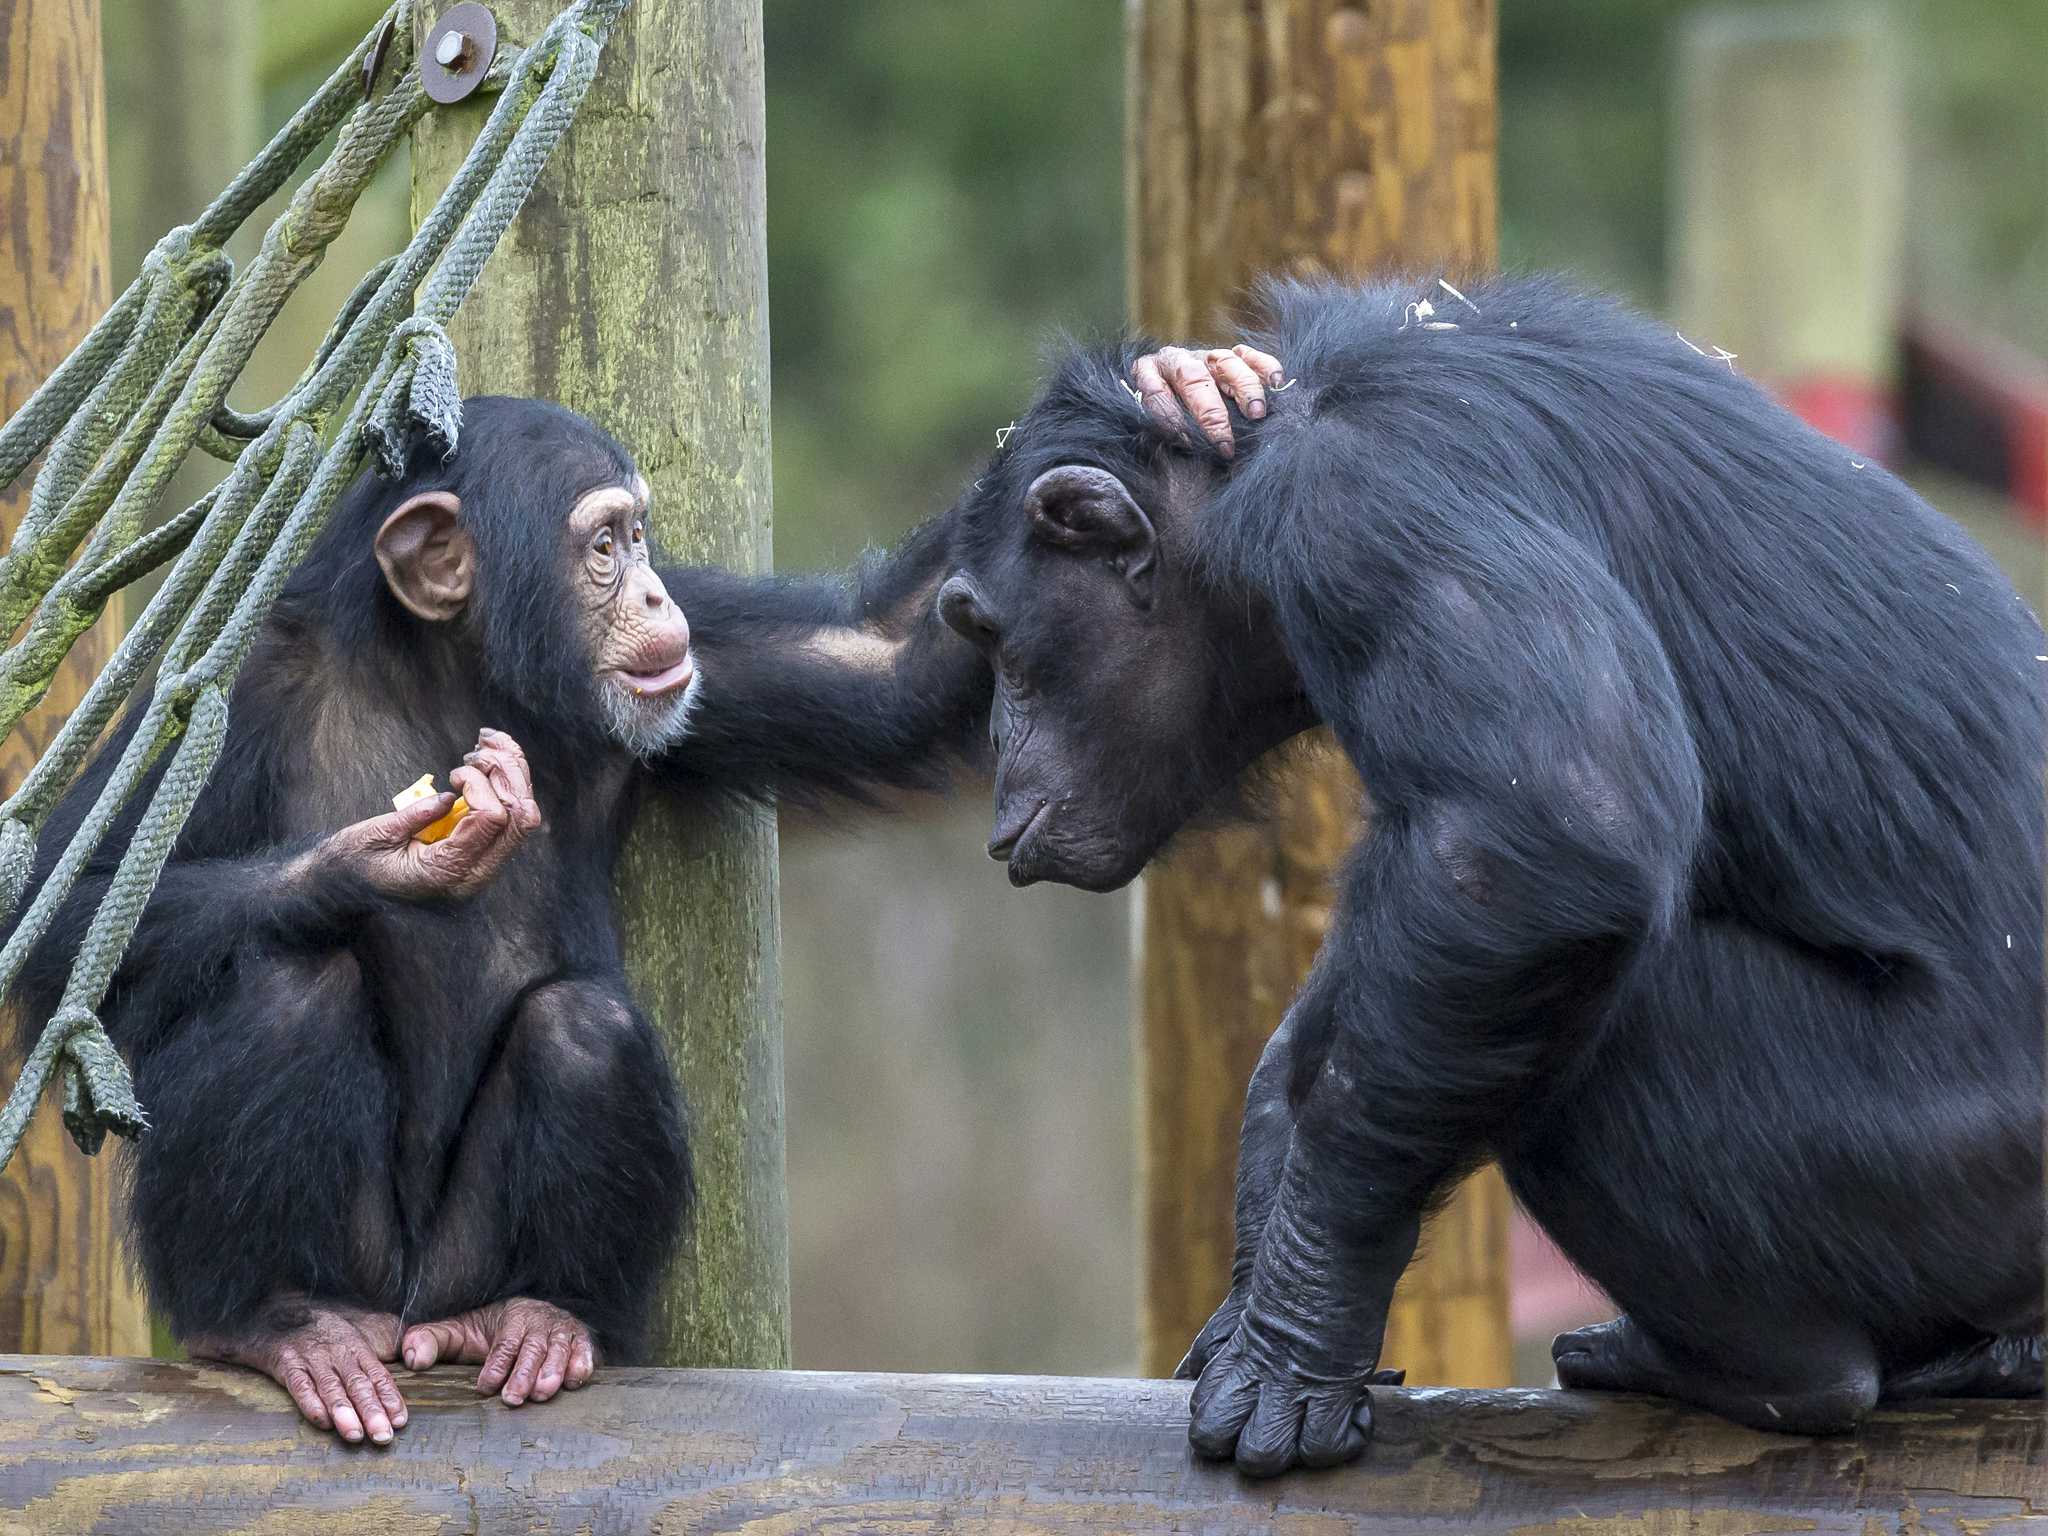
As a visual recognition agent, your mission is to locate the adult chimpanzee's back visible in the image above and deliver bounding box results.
[938,273,2046,1475]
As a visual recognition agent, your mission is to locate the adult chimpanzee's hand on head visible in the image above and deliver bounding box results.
[399,1297,597,1407]
[322,728,544,902]
[1130,342,1288,457]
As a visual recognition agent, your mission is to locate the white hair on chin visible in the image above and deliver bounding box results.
[602,664,704,760]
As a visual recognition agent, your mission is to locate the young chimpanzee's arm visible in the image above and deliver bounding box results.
[8,731,528,1054]
[11,832,374,1058]
[655,514,992,804]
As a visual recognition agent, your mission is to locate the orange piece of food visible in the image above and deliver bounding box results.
[392,772,472,845]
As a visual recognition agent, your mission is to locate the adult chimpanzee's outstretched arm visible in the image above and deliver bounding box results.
[1185,474,1707,1475]
[654,514,991,804]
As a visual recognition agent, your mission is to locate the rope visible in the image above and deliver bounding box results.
[0,0,634,1167]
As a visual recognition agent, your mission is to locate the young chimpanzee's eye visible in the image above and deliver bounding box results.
[593,529,615,557]
[631,522,645,545]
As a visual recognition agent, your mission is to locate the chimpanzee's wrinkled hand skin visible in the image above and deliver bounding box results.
[1130,343,1288,457]
[1185,1192,1411,1476]
[312,727,543,903]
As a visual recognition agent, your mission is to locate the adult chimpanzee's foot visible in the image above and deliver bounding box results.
[401,1297,597,1407]
[1554,1314,1877,1434]
[187,1297,408,1444]
[1551,1316,1669,1395]
[1883,1334,2045,1400]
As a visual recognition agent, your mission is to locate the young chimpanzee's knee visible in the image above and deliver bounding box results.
[489,976,692,1360]
[128,952,399,1340]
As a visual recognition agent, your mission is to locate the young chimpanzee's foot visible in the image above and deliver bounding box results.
[186,1297,408,1445]
[400,1297,597,1407]
[1883,1334,2045,1401]
[1554,1314,1878,1434]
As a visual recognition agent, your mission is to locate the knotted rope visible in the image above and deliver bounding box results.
[0,0,632,1168]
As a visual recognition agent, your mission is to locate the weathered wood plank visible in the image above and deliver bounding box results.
[0,1357,2040,1534]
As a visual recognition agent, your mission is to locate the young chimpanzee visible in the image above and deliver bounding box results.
[6,399,965,1442]
[937,275,2046,1475]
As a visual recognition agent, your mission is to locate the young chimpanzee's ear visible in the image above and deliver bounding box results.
[373,491,474,622]
[1023,465,1157,609]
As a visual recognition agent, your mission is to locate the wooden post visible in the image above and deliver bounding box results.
[0,0,150,1358]
[100,0,260,638]
[101,0,260,285]
[410,1,787,1367]
[1672,6,1903,456]
[1128,0,1511,1383]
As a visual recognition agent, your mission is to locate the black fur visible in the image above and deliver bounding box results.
[943,274,2046,1472]
[8,396,984,1358]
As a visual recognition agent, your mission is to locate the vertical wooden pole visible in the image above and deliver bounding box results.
[1672,6,1902,457]
[410,0,787,1367]
[0,0,151,1357]
[1128,0,1511,1384]
[102,0,261,285]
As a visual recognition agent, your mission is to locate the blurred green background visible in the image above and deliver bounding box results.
[99,0,2046,1381]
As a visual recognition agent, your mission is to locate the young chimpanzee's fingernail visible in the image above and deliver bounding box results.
[1270,372,1285,387]
[1248,401,1266,419]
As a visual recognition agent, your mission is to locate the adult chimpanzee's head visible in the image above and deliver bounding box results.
[939,349,1311,891]
[312,397,700,757]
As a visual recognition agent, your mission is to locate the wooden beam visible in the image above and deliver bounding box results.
[1127,1,1510,1383]
[1,1357,2042,1532]
[0,0,150,1361]
[409,0,787,1369]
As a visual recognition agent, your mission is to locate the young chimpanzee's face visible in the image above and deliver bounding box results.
[372,467,700,760]
[942,450,1308,893]
[567,475,702,757]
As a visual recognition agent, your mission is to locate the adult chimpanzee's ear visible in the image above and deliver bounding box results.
[374,491,474,622]
[1023,465,1157,608]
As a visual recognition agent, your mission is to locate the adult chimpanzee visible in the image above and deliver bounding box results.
[936,275,2046,1475]
[7,356,1236,1442]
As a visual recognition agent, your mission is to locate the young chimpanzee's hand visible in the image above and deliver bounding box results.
[188,1299,409,1445]
[1130,342,1289,458]
[399,1296,597,1407]
[323,727,544,902]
